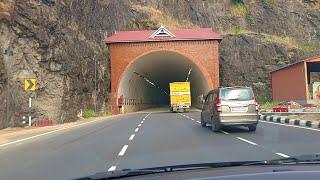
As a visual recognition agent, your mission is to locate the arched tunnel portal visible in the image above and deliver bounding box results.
[118,51,210,112]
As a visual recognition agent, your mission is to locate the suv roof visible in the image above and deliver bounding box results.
[206,86,252,95]
[220,86,251,89]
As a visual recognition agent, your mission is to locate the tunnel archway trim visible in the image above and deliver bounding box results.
[116,49,213,97]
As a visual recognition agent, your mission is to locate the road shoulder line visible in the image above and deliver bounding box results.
[259,114,320,130]
[0,116,117,148]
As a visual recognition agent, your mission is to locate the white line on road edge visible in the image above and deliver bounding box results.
[108,166,117,171]
[138,124,141,127]
[236,137,258,146]
[134,128,139,132]
[0,118,105,148]
[129,134,135,140]
[276,153,290,158]
[261,120,320,132]
[118,145,129,156]
[221,130,229,135]
[179,114,195,121]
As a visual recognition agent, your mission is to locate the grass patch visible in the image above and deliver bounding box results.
[246,12,255,26]
[255,95,276,110]
[231,0,247,17]
[264,35,318,52]
[260,101,277,109]
[132,5,196,29]
[229,26,245,35]
[97,109,112,117]
[126,18,158,30]
[83,109,96,118]
[299,42,317,53]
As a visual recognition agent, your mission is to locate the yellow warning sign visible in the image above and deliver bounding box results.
[24,78,36,91]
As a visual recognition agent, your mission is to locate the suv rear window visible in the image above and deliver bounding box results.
[220,88,254,101]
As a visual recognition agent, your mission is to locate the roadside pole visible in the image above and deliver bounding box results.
[28,96,32,126]
[24,78,36,127]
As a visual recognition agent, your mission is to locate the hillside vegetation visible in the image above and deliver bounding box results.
[0,0,319,128]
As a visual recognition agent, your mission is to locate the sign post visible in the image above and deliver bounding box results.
[24,78,36,126]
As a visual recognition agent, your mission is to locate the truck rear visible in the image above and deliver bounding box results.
[169,82,191,112]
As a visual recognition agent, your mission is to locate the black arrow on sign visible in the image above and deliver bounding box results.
[27,79,34,90]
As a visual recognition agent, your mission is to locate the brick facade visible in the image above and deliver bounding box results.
[108,40,220,100]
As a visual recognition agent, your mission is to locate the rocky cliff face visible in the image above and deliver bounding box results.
[0,0,319,128]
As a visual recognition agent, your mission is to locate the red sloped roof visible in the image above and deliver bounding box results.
[304,56,320,63]
[105,28,223,43]
[271,56,320,73]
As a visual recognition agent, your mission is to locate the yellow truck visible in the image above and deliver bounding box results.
[169,82,191,112]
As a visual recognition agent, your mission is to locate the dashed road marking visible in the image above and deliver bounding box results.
[118,145,128,156]
[129,134,135,141]
[108,166,116,171]
[221,130,229,135]
[138,124,141,127]
[141,121,144,124]
[196,121,201,124]
[135,128,139,132]
[180,114,196,121]
[236,137,258,146]
[276,152,290,158]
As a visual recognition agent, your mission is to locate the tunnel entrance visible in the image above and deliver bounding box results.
[118,51,209,112]
[106,27,222,114]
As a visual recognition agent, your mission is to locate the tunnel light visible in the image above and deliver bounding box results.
[133,71,169,95]
[186,67,192,81]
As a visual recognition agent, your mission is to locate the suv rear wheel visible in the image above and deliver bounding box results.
[200,113,206,127]
[211,117,220,132]
[248,125,257,132]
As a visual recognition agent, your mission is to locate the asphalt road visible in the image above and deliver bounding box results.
[1,109,320,180]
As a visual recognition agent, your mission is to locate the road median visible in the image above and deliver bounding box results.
[259,114,320,129]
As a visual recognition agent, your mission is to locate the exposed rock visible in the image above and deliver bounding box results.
[49,61,62,72]
[0,0,319,128]
[219,34,307,101]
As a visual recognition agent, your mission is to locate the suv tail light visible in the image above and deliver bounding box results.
[215,98,222,112]
[253,97,260,111]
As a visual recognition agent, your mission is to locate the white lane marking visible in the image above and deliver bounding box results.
[276,153,290,158]
[134,128,139,132]
[118,145,129,156]
[221,130,229,135]
[236,137,258,146]
[138,124,141,127]
[181,114,195,121]
[129,134,135,140]
[261,120,320,132]
[145,113,151,118]
[108,166,117,171]
[196,121,201,124]
[0,118,105,148]
[141,121,144,124]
